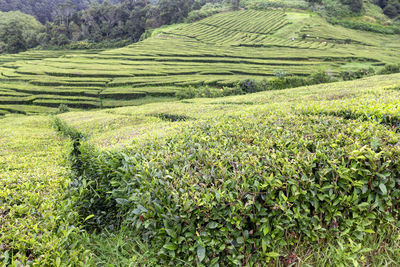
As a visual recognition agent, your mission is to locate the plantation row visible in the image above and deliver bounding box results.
[161,10,335,48]
[0,50,101,66]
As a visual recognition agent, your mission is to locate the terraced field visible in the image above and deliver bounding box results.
[1,10,400,115]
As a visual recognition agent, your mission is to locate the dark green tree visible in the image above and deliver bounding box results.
[0,11,43,53]
[340,0,363,13]
[305,0,323,12]
[0,21,26,53]
[231,0,240,10]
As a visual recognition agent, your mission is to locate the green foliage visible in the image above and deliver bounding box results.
[56,103,71,114]
[175,72,332,100]
[176,86,241,99]
[3,71,400,265]
[62,40,132,50]
[243,0,309,10]
[0,0,91,23]
[310,0,363,16]
[69,111,400,265]
[328,17,400,34]
[378,63,400,74]
[308,70,334,83]
[52,116,84,140]
[319,0,353,17]
[339,67,375,80]
[235,71,334,95]
[1,9,400,114]
[375,0,400,18]
[0,116,89,265]
[34,0,221,48]
[340,0,363,13]
[237,78,262,93]
[0,11,43,54]
[185,3,224,22]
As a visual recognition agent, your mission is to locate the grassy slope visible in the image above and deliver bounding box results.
[59,74,400,265]
[1,9,400,115]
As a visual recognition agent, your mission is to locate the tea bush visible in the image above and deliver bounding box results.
[176,70,359,100]
[237,78,262,93]
[68,111,400,265]
[176,86,243,99]
[0,116,89,265]
[339,67,375,81]
[56,103,70,114]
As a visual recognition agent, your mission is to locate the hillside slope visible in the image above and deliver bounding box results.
[59,73,400,149]
[60,73,400,265]
[1,9,400,115]
[2,72,400,265]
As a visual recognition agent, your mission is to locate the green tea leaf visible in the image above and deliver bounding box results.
[163,243,177,251]
[265,252,280,257]
[197,246,206,262]
[379,183,387,195]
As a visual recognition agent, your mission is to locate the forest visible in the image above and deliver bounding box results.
[0,0,399,54]
[0,0,221,53]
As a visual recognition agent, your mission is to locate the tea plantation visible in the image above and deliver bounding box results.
[1,10,400,115]
[2,73,400,265]
[2,5,400,266]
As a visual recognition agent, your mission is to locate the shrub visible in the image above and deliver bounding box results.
[176,87,197,100]
[56,103,70,114]
[319,0,353,18]
[176,86,243,100]
[328,18,400,34]
[69,114,400,265]
[308,71,334,84]
[274,70,288,79]
[177,69,373,100]
[378,64,400,75]
[237,78,262,93]
[51,117,84,141]
[185,3,224,23]
[339,67,375,81]
[284,76,310,88]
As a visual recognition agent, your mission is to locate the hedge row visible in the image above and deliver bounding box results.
[66,112,400,265]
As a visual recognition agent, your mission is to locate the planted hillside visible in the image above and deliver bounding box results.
[45,73,400,265]
[3,1,400,266]
[1,9,400,115]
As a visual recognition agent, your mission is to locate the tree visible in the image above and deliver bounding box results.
[374,0,400,18]
[231,0,240,10]
[305,0,323,12]
[0,11,43,53]
[383,2,399,17]
[1,0,225,50]
[341,0,363,13]
[0,21,26,53]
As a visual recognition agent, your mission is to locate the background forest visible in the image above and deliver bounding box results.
[0,0,399,53]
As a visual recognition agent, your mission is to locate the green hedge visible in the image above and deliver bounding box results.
[328,18,400,34]
[68,113,400,265]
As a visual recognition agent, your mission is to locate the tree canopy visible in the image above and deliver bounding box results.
[0,11,43,53]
